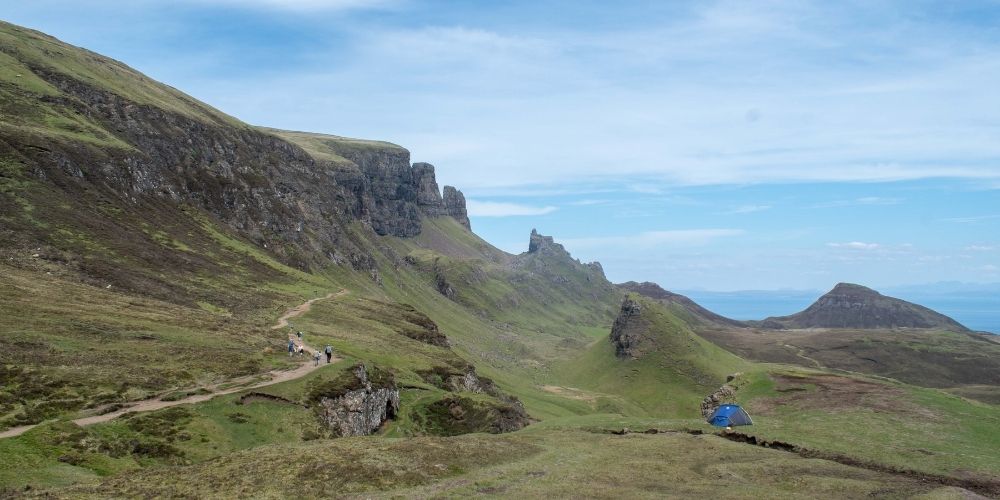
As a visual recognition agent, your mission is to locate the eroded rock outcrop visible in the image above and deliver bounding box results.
[308,364,399,437]
[443,185,471,230]
[700,373,746,418]
[610,296,647,358]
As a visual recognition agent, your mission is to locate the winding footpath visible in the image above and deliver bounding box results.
[0,290,347,439]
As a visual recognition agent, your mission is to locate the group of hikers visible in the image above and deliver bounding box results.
[286,327,335,366]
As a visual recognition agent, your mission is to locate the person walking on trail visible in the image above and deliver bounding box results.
[287,339,295,357]
[297,345,305,357]
[313,350,322,366]
[324,345,333,364]
[297,331,303,340]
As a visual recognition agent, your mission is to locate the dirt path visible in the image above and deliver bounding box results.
[0,291,347,439]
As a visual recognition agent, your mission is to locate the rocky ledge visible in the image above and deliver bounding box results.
[610,296,648,359]
[307,364,400,437]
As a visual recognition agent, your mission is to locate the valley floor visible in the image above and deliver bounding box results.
[36,421,994,499]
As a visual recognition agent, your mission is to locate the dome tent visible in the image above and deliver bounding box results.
[707,404,753,427]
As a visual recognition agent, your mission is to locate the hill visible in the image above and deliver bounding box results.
[619,281,746,328]
[2,19,1000,498]
[557,293,748,417]
[754,283,969,331]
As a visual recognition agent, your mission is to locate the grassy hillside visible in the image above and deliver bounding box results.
[47,426,965,499]
[697,326,1000,399]
[0,21,242,148]
[558,295,749,417]
[3,19,1000,499]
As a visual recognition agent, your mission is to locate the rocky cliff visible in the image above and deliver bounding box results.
[308,364,400,437]
[0,21,470,291]
[610,296,649,359]
[755,283,969,331]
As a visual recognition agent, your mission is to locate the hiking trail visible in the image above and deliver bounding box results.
[0,290,347,440]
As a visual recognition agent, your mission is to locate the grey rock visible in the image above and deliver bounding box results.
[610,296,646,358]
[442,185,470,230]
[315,364,400,437]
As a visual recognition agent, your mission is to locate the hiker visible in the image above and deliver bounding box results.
[313,350,321,366]
[324,345,333,363]
[297,331,303,340]
[287,339,295,357]
[298,345,305,356]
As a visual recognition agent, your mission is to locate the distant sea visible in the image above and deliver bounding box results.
[678,289,1000,334]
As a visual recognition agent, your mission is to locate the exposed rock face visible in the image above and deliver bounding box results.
[528,228,561,254]
[619,281,745,328]
[311,364,400,437]
[412,162,446,215]
[610,296,648,358]
[699,373,743,418]
[0,25,471,286]
[435,271,457,299]
[443,185,471,230]
[756,283,969,331]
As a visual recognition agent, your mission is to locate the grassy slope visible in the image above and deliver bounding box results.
[557,295,750,417]
[259,127,407,166]
[0,20,243,145]
[696,326,1000,393]
[1,19,998,498]
[48,426,960,499]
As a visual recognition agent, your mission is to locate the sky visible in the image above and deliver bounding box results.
[5,0,1000,290]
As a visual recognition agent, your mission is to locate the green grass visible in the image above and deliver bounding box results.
[0,21,244,128]
[51,426,952,499]
[260,127,408,166]
[556,294,749,417]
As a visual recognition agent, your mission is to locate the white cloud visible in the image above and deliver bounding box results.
[982,264,999,272]
[726,204,771,214]
[562,229,745,250]
[828,242,881,250]
[466,200,557,217]
[810,197,901,209]
[966,245,996,251]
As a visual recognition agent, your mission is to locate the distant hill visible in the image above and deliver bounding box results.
[753,283,970,331]
[618,281,746,328]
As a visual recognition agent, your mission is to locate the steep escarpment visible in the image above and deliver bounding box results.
[0,21,470,302]
[756,283,969,331]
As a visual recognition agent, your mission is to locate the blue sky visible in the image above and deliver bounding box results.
[6,0,1000,290]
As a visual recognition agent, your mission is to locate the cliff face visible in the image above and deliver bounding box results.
[442,185,470,230]
[758,283,969,331]
[610,296,648,359]
[310,364,400,437]
[0,21,470,282]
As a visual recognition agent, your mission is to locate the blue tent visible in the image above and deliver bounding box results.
[707,404,753,427]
